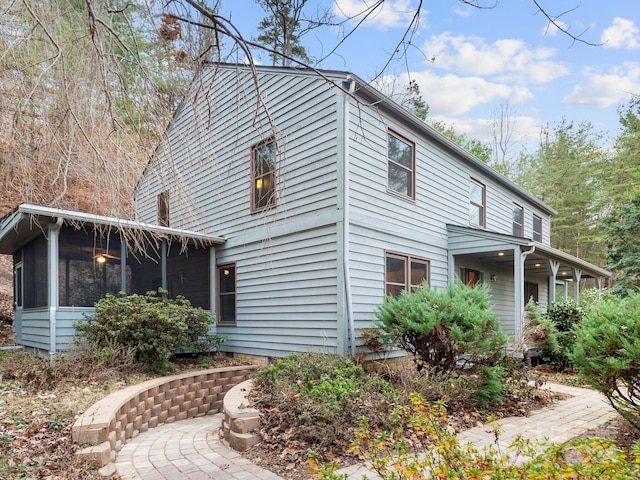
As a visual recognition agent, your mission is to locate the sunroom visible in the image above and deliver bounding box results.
[0,203,224,357]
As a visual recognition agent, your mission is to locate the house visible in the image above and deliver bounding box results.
[0,63,610,359]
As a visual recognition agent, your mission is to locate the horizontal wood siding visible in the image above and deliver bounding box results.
[134,66,344,357]
[345,99,553,248]
[135,66,340,238]
[17,309,50,353]
[216,224,339,357]
[55,307,93,352]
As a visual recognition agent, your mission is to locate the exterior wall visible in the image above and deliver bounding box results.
[134,66,345,357]
[56,307,92,352]
[16,308,49,353]
[344,97,552,348]
[133,65,558,358]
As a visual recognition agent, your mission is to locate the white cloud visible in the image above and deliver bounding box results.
[406,70,533,116]
[421,33,568,84]
[563,63,640,107]
[435,115,542,145]
[601,17,640,49]
[332,0,419,30]
[453,8,472,18]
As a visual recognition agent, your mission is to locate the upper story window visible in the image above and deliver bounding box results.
[157,190,170,227]
[533,214,542,242]
[387,131,415,199]
[217,263,236,326]
[251,139,276,212]
[469,179,486,228]
[385,252,430,297]
[512,203,524,237]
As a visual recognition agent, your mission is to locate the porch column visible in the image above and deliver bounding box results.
[547,260,559,306]
[48,218,63,358]
[595,277,602,290]
[120,235,127,293]
[161,240,167,290]
[447,251,456,284]
[562,281,569,301]
[573,268,582,303]
[515,245,536,342]
[210,247,217,316]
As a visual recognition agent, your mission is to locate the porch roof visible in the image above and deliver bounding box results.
[0,203,225,255]
[447,224,611,280]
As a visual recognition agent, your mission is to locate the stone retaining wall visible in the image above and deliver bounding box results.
[220,380,261,451]
[72,365,257,468]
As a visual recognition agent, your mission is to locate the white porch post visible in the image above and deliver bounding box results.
[562,281,569,301]
[573,268,582,303]
[48,218,63,358]
[448,251,456,284]
[515,245,536,342]
[548,260,559,306]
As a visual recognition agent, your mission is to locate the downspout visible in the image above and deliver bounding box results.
[49,217,63,359]
[343,76,356,356]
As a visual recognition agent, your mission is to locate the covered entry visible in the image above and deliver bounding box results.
[447,224,610,342]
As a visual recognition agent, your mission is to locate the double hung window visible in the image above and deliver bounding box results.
[252,139,276,211]
[533,215,542,242]
[469,179,486,228]
[387,131,415,199]
[513,203,524,236]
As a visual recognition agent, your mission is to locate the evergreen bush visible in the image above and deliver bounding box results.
[75,290,224,373]
[545,301,584,369]
[374,281,506,373]
[572,292,640,429]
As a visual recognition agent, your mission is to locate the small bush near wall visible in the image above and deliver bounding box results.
[374,282,506,373]
[572,292,640,430]
[75,290,225,373]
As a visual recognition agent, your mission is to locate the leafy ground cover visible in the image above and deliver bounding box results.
[1,320,639,480]
[241,353,572,480]
[0,321,242,479]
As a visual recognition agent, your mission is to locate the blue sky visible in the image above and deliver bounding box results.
[222,1,640,150]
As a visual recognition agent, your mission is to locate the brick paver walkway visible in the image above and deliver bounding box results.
[114,383,617,479]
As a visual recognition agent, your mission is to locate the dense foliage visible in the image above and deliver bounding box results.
[253,352,399,451]
[374,282,506,373]
[571,293,640,430]
[602,192,640,296]
[544,301,584,369]
[75,290,223,373]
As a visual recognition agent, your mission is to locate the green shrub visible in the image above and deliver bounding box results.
[75,290,224,373]
[321,393,640,480]
[374,281,506,373]
[253,353,399,452]
[572,292,640,429]
[541,301,584,369]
